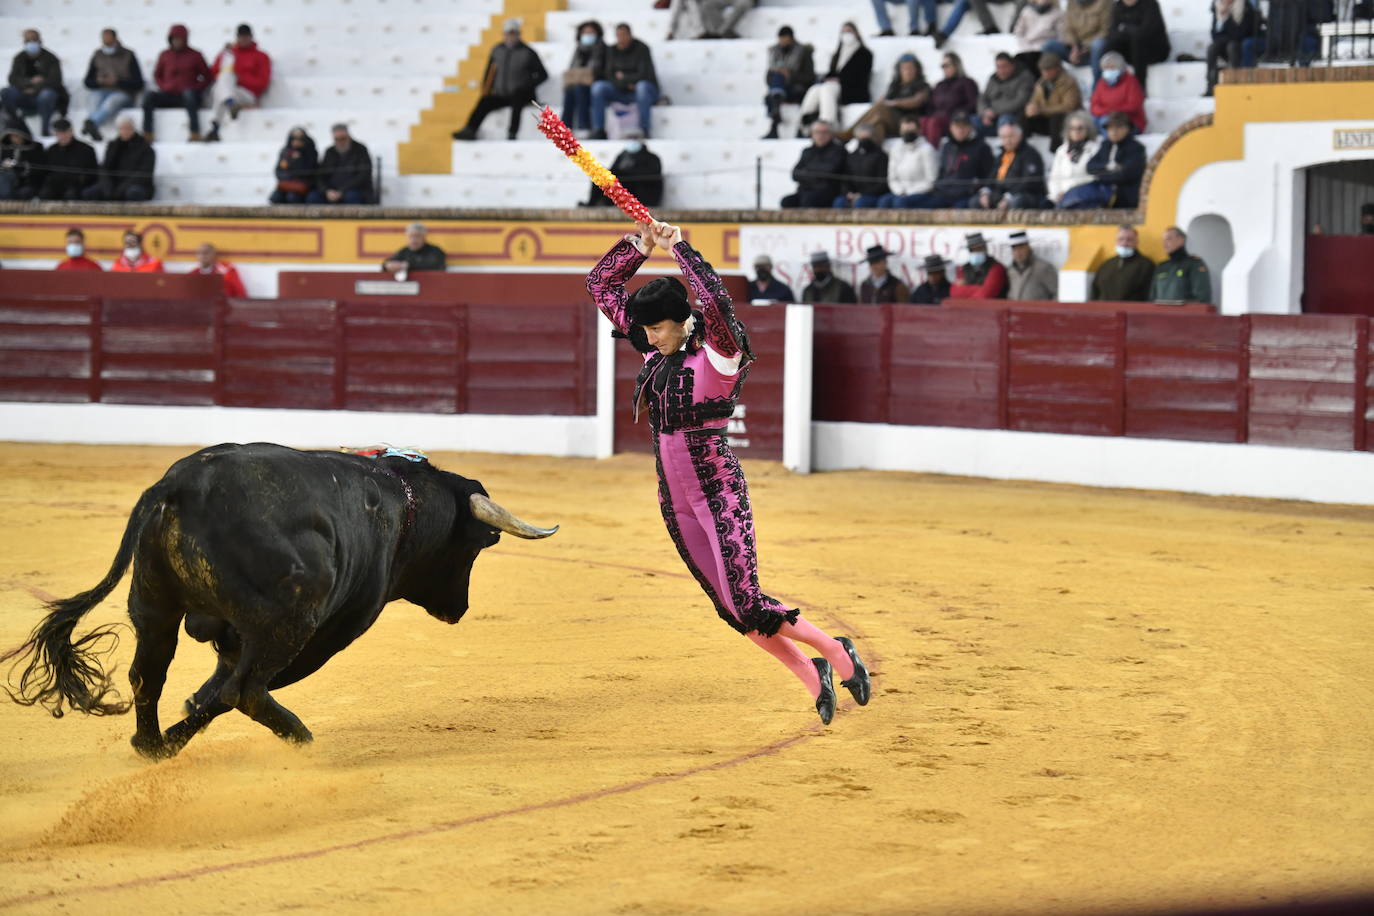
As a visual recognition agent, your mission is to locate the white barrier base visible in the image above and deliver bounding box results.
[0,403,602,458]
[813,421,1374,506]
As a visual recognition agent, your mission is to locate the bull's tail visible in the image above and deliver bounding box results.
[3,485,166,718]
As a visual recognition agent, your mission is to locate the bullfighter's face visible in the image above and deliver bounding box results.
[642,319,687,357]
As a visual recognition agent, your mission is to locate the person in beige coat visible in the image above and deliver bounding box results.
[1023,51,1082,150]
[1043,0,1112,80]
[1006,230,1059,300]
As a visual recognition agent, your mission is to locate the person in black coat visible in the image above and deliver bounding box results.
[2,30,69,137]
[1104,0,1170,94]
[797,22,872,135]
[781,120,847,207]
[0,119,44,199]
[909,255,952,305]
[583,129,662,207]
[268,126,317,204]
[748,254,796,302]
[39,117,97,200]
[308,124,373,204]
[80,116,153,201]
[452,19,549,141]
[969,120,1046,210]
[832,122,889,208]
[1058,112,1145,209]
[905,111,993,208]
[1206,0,1261,95]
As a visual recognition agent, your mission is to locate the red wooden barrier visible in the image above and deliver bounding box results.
[0,296,98,403]
[221,298,339,410]
[99,298,218,406]
[1007,310,1124,436]
[1123,313,1246,443]
[1303,236,1374,317]
[888,308,1003,429]
[1248,314,1363,450]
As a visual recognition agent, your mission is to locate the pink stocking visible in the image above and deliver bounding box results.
[747,631,821,699]
[778,616,855,681]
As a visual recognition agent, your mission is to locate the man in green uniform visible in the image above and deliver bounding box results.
[1091,224,1154,301]
[1151,226,1212,304]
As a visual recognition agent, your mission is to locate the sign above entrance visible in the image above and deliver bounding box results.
[1332,128,1374,150]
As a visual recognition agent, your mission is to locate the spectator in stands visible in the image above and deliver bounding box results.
[1023,51,1081,150]
[781,120,846,208]
[873,0,938,37]
[1047,110,1099,206]
[195,243,246,297]
[849,54,930,143]
[950,232,1008,299]
[834,123,889,208]
[970,120,1046,210]
[1006,230,1058,299]
[908,254,951,304]
[81,29,143,142]
[1151,226,1212,304]
[3,30,67,137]
[912,110,993,208]
[749,255,795,302]
[39,118,98,200]
[859,245,909,303]
[112,230,164,273]
[142,24,210,142]
[1090,51,1145,132]
[878,114,939,208]
[309,124,373,204]
[563,21,605,135]
[669,0,756,39]
[453,20,548,142]
[583,129,662,206]
[1362,203,1374,234]
[383,223,447,276]
[1044,0,1112,82]
[269,126,317,204]
[797,22,872,136]
[0,120,43,199]
[1206,0,1260,96]
[923,52,979,146]
[56,228,102,271]
[935,0,1001,50]
[976,53,1033,138]
[763,27,815,139]
[801,251,857,304]
[1059,110,1144,208]
[81,116,154,201]
[1013,0,1065,75]
[589,23,658,140]
[205,24,271,143]
[1102,0,1169,94]
[1091,224,1154,300]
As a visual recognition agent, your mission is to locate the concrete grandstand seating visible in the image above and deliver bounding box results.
[9,0,1209,209]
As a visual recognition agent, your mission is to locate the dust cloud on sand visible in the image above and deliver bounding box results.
[0,443,1371,914]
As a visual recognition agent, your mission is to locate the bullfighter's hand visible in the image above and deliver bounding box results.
[651,221,682,249]
[635,221,656,255]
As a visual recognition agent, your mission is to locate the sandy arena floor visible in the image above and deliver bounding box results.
[0,442,1370,915]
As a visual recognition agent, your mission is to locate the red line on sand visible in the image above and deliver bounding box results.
[0,555,878,910]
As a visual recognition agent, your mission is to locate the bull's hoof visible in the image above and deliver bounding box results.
[280,727,314,746]
[131,732,174,760]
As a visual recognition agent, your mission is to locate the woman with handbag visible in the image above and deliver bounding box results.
[268,126,316,204]
[562,21,605,135]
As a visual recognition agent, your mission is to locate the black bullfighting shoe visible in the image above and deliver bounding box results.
[836,636,871,706]
[812,658,836,725]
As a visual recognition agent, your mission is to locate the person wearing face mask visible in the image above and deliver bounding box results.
[3,30,68,137]
[111,231,164,273]
[1089,51,1145,133]
[268,126,317,204]
[55,229,103,272]
[1043,0,1112,83]
[800,250,857,304]
[453,20,548,141]
[877,115,938,208]
[0,120,44,200]
[833,123,889,209]
[748,255,795,302]
[762,26,814,140]
[40,119,98,200]
[796,22,871,135]
[1102,0,1170,95]
[80,29,143,142]
[1091,224,1154,301]
[950,232,1008,300]
[562,21,605,135]
[582,128,662,207]
[81,116,155,201]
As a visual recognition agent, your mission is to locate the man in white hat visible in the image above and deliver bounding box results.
[452,19,548,141]
[1005,230,1057,301]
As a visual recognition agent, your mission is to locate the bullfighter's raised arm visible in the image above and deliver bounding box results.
[669,236,753,363]
[585,223,655,336]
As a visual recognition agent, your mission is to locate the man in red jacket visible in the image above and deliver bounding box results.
[949,231,1008,299]
[205,24,270,142]
[55,228,102,271]
[142,24,211,141]
[194,242,246,297]
[111,229,164,273]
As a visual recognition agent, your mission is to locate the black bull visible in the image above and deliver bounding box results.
[3,443,557,759]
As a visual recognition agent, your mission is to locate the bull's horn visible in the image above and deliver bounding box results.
[469,494,559,539]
